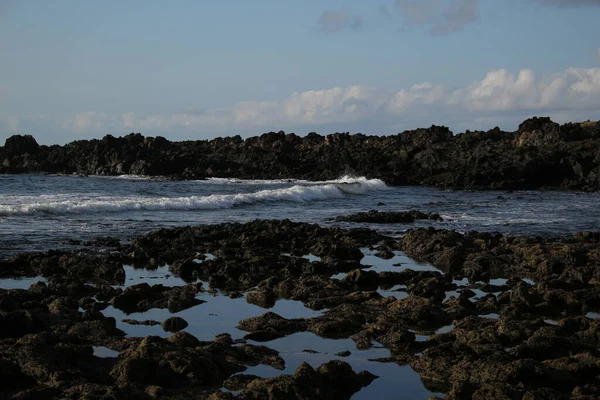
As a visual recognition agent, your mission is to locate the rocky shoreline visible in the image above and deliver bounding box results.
[2,117,600,191]
[331,210,443,224]
[1,220,600,399]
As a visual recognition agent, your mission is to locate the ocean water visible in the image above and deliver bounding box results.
[1,174,599,399]
[1,174,599,256]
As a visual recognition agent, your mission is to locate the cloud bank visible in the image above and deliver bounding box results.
[2,66,599,143]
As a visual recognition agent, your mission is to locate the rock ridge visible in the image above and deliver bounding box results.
[1,117,600,190]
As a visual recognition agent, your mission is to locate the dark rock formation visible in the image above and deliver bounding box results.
[110,283,204,314]
[2,220,600,398]
[333,210,443,223]
[2,117,600,190]
[3,134,40,156]
[161,316,189,332]
[230,360,376,399]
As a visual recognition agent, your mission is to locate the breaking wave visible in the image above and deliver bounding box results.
[205,175,381,186]
[0,176,387,216]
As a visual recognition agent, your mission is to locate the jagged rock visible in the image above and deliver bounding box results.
[236,361,376,399]
[333,210,443,224]
[2,117,599,190]
[1,220,600,398]
[3,134,40,156]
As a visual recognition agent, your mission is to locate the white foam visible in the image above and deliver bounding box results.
[206,177,301,185]
[50,174,155,181]
[0,176,387,216]
[102,175,154,181]
[205,175,383,186]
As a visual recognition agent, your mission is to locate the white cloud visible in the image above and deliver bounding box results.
[41,65,600,138]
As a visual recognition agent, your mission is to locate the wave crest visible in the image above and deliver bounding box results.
[0,176,387,216]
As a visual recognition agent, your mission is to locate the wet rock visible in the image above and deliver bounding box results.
[145,385,164,398]
[3,220,600,398]
[0,359,35,393]
[375,249,395,259]
[407,275,447,300]
[161,316,189,333]
[10,387,60,399]
[1,251,125,284]
[333,210,443,224]
[273,275,356,309]
[214,333,235,346]
[47,297,79,316]
[342,268,379,287]
[384,296,451,329]
[167,331,201,347]
[246,288,276,308]
[122,319,160,326]
[243,330,284,342]
[110,283,204,314]
[237,312,306,337]
[110,336,244,389]
[305,291,382,310]
[311,241,365,262]
[357,370,379,386]
[194,337,284,372]
[236,360,375,400]
[378,329,416,353]
[79,236,122,249]
[223,374,261,391]
[309,305,367,338]
[67,318,125,342]
[0,310,39,338]
[169,258,199,281]
[351,331,373,349]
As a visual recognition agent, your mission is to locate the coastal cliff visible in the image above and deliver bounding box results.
[2,117,599,190]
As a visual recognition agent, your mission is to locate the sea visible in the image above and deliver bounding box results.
[1,173,599,399]
[1,173,599,256]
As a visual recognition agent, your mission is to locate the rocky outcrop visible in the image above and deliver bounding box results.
[3,220,600,398]
[227,360,376,399]
[2,117,600,190]
[333,210,443,223]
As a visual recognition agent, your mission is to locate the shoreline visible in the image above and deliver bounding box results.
[2,116,600,191]
[2,220,599,398]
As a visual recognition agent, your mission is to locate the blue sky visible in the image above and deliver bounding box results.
[1,0,599,144]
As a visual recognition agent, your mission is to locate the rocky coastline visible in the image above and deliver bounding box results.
[2,220,600,399]
[332,210,443,224]
[2,117,600,191]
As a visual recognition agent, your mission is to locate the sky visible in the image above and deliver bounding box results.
[0,0,599,145]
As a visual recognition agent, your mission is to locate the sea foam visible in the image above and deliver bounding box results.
[0,176,387,216]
